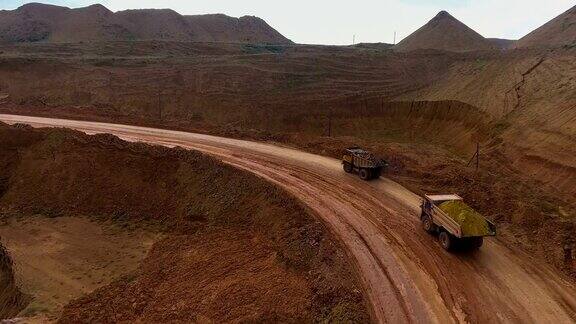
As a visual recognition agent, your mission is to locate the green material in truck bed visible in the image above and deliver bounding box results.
[439,200,495,237]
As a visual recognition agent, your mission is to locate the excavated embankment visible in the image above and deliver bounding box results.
[0,122,369,322]
[0,242,28,319]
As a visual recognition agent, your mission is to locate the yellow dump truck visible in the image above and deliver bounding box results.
[420,194,496,251]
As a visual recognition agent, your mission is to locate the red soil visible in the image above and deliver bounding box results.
[0,122,368,322]
[0,243,28,319]
[0,16,574,316]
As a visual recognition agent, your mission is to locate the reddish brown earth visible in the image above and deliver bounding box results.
[3,115,576,323]
[394,11,495,53]
[400,48,576,207]
[0,215,156,321]
[0,242,28,319]
[0,41,453,114]
[0,3,291,44]
[0,41,574,279]
[0,43,576,272]
[0,8,575,322]
[60,230,316,323]
[0,122,367,322]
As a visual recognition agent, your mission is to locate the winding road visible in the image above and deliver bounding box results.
[2,114,576,324]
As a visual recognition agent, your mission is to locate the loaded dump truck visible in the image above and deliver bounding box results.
[342,147,387,180]
[421,194,496,251]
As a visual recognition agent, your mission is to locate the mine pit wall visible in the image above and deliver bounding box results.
[0,123,369,322]
[249,98,493,156]
[394,48,576,208]
[0,96,493,158]
[0,243,28,319]
[3,44,574,205]
[500,107,576,207]
[0,42,455,116]
[505,134,576,206]
[0,124,35,319]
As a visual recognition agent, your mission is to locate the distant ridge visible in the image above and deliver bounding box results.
[488,38,515,50]
[515,5,576,49]
[0,3,292,44]
[394,11,495,52]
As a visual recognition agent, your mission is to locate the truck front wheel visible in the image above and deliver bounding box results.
[343,162,353,173]
[359,169,370,180]
[439,231,454,251]
[422,215,436,234]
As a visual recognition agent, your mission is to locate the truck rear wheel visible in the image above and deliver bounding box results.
[343,162,353,173]
[422,215,436,234]
[471,237,484,250]
[439,231,454,251]
[359,169,370,180]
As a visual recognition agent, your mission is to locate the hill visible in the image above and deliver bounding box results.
[394,11,495,52]
[0,3,292,44]
[185,14,290,43]
[515,5,576,48]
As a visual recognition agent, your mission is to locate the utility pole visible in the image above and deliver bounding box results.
[476,142,480,172]
[108,72,114,105]
[467,143,480,172]
[353,35,356,45]
[157,87,163,121]
[327,109,332,137]
[394,31,397,45]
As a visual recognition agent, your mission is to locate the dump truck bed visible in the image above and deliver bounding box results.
[438,200,496,237]
[344,147,387,168]
[425,195,496,238]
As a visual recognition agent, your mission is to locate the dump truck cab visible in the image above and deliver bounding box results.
[421,194,496,251]
[342,147,387,181]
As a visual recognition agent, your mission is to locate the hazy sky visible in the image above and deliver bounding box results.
[1,0,574,45]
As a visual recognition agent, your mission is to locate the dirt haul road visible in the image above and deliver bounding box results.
[2,114,576,324]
